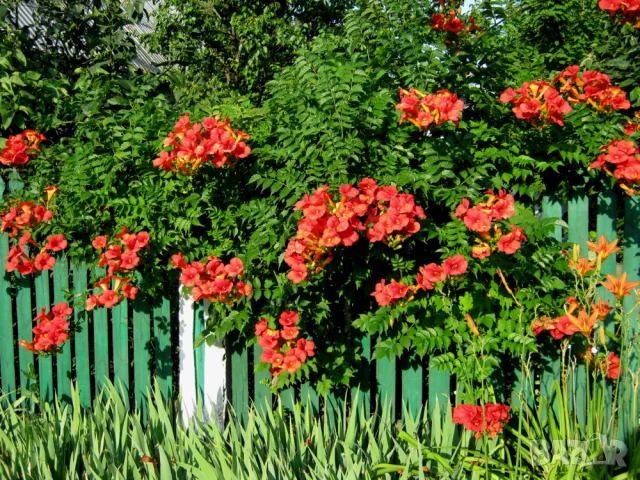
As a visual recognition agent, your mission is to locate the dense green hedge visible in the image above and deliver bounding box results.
[2,0,640,394]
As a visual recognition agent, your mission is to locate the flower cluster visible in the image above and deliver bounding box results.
[531,296,612,340]
[431,10,479,35]
[554,66,631,113]
[19,302,72,355]
[453,190,526,259]
[172,253,252,304]
[372,279,415,307]
[532,238,629,382]
[372,254,468,307]
[499,81,573,127]
[599,0,640,29]
[0,129,45,166]
[415,254,468,291]
[452,403,511,439]
[153,113,251,175]
[501,67,631,128]
[584,350,622,379]
[396,88,464,131]
[590,138,640,196]
[285,179,426,284]
[624,112,640,136]
[86,228,149,310]
[1,195,66,275]
[532,238,632,341]
[255,311,315,377]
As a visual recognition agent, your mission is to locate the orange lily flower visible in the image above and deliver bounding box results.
[592,298,613,320]
[566,296,582,315]
[567,309,600,337]
[602,272,640,300]
[569,257,596,276]
[587,235,619,262]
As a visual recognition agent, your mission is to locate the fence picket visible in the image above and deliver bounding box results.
[231,336,249,425]
[429,358,450,418]
[301,382,320,415]
[622,196,640,440]
[133,295,151,417]
[351,334,371,415]
[112,298,129,407]
[402,354,422,419]
[596,185,617,420]
[72,263,91,407]
[194,301,205,403]
[34,271,53,402]
[540,196,563,419]
[567,193,589,428]
[280,387,295,412]
[93,267,110,391]
[376,338,396,414]
[53,253,72,403]
[254,344,271,414]
[16,273,33,396]
[153,296,172,398]
[0,234,16,400]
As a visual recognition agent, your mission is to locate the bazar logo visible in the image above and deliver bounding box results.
[531,436,627,466]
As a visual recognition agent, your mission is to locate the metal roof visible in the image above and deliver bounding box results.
[7,0,164,72]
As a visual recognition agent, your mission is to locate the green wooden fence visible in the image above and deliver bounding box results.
[0,187,638,432]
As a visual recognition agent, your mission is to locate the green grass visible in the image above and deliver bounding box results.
[0,381,444,479]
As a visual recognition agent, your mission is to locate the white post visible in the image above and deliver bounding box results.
[178,286,197,427]
[202,300,226,430]
[178,290,227,428]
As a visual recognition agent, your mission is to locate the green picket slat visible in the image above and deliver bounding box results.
[71,263,90,407]
[596,186,617,420]
[300,381,319,415]
[428,358,450,418]
[568,194,589,428]
[539,196,563,419]
[53,253,72,403]
[253,344,271,413]
[376,338,396,414]
[401,353,422,419]
[0,234,16,400]
[231,336,249,425]
[194,302,205,403]
[93,268,109,391]
[622,196,640,440]
[133,295,151,417]
[112,298,129,407]
[153,296,172,398]
[34,271,53,403]
[16,273,33,396]
[351,334,371,415]
[280,387,295,412]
